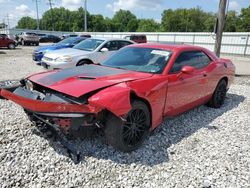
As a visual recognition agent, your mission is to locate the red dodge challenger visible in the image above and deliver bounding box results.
[0,43,235,152]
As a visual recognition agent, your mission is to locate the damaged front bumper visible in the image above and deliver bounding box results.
[0,84,103,133]
[0,82,106,163]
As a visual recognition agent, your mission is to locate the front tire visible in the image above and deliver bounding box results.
[8,43,15,49]
[104,100,151,152]
[208,79,227,108]
[76,60,91,66]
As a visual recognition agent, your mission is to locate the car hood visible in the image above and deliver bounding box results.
[35,44,70,52]
[44,48,90,59]
[28,64,152,98]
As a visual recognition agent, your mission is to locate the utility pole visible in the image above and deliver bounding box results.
[34,0,40,30]
[84,0,87,32]
[48,0,55,31]
[214,0,227,57]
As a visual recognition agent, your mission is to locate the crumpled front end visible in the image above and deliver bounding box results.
[0,80,105,135]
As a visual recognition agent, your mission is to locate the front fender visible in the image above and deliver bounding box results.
[88,83,131,116]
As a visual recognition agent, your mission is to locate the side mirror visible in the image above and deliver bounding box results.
[181,66,195,74]
[100,48,109,52]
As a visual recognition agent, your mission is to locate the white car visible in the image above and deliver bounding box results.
[41,38,134,69]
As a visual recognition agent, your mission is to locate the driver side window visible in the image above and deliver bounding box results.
[170,51,211,74]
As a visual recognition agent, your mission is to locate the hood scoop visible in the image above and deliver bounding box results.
[78,76,96,80]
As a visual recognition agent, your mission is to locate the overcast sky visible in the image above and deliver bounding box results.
[0,0,248,28]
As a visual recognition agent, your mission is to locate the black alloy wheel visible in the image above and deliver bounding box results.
[208,79,227,108]
[123,108,148,147]
[105,100,150,152]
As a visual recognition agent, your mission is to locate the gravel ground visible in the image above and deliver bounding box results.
[0,46,250,188]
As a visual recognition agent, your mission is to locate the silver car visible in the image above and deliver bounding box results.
[41,38,134,69]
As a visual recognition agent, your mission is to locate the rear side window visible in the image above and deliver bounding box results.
[118,41,133,49]
[103,41,119,51]
[170,51,211,73]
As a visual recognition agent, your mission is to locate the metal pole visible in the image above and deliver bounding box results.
[84,0,87,32]
[244,34,249,56]
[35,0,40,30]
[214,0,227,57]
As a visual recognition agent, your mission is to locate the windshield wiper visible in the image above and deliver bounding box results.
[100,64,126,70]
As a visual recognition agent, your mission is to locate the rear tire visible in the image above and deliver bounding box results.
[208,79,227,108]
[104,100,150,152]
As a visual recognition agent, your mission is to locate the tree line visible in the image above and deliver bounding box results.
[16,6,250,32]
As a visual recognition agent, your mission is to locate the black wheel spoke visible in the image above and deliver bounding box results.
[122,108,149,147]
[123,128,131,138]
[137,118,146,124]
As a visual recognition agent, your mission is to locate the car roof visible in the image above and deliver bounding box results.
[128,43,207,52]
[89,37,134,42]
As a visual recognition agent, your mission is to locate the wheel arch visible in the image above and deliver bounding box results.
[220,76,228,86]
[88,83,152,126]
[77,58,94,65]
[211,76,228,97]
[130,91,152,127]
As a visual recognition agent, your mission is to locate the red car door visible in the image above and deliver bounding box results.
[164,51,210,116]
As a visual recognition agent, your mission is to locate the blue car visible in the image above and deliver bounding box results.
[32,37,87,63]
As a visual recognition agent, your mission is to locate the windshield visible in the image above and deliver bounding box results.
[73,39,104,51]
[58,37,77,45]
[101,47,172,74]
[26,32,37,36]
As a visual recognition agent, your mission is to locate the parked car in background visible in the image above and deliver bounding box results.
[41,38,134,69]
[37,33,46,39]
[124,34,147,43]
[79,34,91,38]
[18,32,39,46]
[39,34,61,43]
[0,43,235,152]
[60,34,78,40]
[33,37,88,63]
[0,34,17,49]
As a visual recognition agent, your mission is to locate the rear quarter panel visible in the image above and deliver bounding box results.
[208,58,235,95]
[218,58,235,87]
